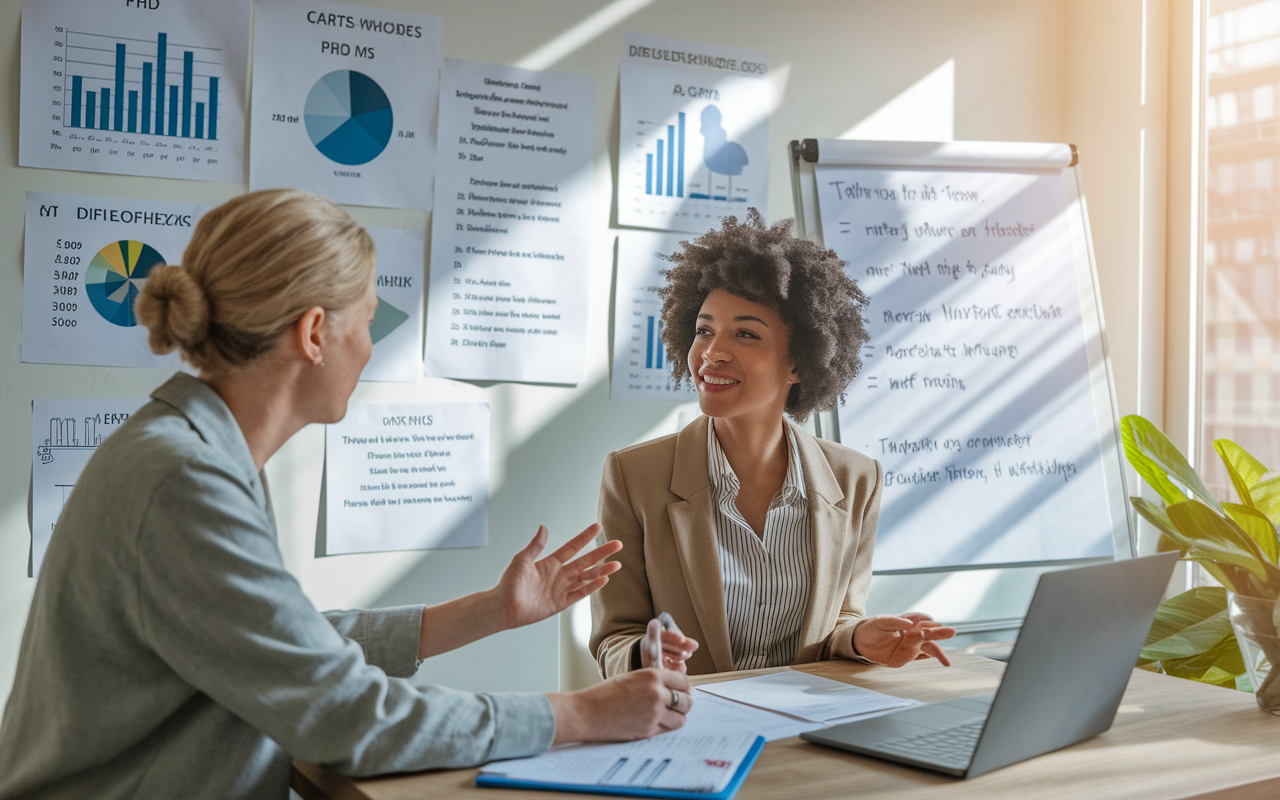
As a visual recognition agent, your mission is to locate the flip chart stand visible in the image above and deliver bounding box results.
[788,138,1133,575]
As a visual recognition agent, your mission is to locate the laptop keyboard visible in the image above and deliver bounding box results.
[876,720,985,769]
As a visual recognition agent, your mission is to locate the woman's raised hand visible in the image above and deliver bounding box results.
[493,524,622,630]
[852,612,957,668]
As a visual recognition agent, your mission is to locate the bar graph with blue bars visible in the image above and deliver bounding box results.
[644,316,664,370]
[63,29,222,141]
[643,112,684,198]
[614,234,699,400]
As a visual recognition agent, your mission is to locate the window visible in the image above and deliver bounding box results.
[1202,0,1280,495]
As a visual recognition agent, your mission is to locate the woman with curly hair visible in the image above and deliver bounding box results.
[590,210,955,677]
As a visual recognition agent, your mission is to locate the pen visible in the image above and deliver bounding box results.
[658,611,683,637]
[644,612,684,669]
[643,618,663,668]
[644,612,683,669]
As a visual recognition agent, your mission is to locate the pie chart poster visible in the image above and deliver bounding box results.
[21,191,210,369]
[249,0,441,210]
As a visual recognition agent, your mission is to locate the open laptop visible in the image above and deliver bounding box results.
[801,552,1179,779]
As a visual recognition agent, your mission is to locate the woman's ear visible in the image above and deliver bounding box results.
[294,306,328,366]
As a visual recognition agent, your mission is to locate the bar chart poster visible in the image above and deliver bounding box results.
[610,231,698,401]
[21,191,211,369]
[249,0,441,210]
[424,59,596,385]
[361,227,425,383]
[18,0,249,183]
[31,397,147,576]
[618,33,770,234]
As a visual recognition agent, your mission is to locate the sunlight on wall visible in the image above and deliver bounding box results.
[840,59,955,142]
[516,0,661,71]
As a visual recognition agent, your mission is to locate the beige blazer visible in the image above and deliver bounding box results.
[590,415,882,677]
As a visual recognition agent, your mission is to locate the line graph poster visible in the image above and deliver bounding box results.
[22,191,210,369]
[31,397,147,576]
[618,32,770,234]
[361,227,425,383]
[249,0,442,210]
[610,231,698,401]
[19,0,250,183]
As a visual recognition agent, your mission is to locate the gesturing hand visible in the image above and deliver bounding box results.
[853,612,957,668]
[494,524,622,630]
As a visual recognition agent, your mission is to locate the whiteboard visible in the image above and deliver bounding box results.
[789,139,1132,572]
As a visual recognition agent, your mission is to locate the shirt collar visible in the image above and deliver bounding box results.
[149,372,261,490]
[707,419,807,504]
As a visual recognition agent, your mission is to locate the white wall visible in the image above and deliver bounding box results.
[0,0,1171,701]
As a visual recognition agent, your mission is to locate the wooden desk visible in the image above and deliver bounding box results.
[292,655,1280,800]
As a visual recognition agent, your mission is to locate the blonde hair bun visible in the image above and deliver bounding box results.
[136,264,211,356]
[135,189,375,372]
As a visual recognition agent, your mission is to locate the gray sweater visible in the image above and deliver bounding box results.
[0,373,555,799]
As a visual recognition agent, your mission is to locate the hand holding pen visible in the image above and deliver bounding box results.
[640,612,700,674]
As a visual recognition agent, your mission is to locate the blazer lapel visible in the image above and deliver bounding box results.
[667,416,735,673]
[791,422,850,663]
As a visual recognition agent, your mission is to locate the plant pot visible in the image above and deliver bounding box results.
[1228,593,1280,714]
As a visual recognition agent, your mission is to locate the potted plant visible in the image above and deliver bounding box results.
[1122,415,1280,713]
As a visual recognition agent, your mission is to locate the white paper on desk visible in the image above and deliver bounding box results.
[697,671,915,723]
[685,689,825,741]
[482,732,756,794]
[686,687,923,742]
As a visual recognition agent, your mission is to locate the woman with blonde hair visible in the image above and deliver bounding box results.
[0,189,690,800]
[591,210,955,677]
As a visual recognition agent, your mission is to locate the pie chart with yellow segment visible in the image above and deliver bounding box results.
[86,240,166,327]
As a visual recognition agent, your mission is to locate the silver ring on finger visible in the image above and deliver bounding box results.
[668,688,680,709]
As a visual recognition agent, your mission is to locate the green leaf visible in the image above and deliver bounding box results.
[1249,472,1280,526]
[1122,416,1221,511]
[1130,497,1192,555]
[1216,439,1268,507]
[1166,500,1269,579]
[1223,503,1280,565]
[1159,637,1246,687]
[1139,588,1246,688]
[1217,437,1280,526]
[1141,587,1232,660]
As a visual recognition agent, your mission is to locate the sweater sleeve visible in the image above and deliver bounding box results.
[322,607,425,679]
[134,461,555,776]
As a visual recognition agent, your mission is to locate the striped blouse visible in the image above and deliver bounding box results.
[708,420,815,671]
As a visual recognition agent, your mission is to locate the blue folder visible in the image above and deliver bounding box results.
[475,735,766,799]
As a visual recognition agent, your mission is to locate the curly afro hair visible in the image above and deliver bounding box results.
[657,209,870,421]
